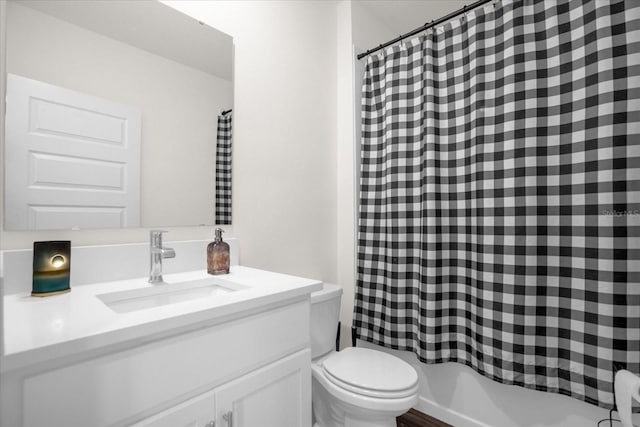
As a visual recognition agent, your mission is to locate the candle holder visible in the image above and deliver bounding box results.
[32,241,71,297]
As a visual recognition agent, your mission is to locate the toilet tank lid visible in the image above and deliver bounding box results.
[322,347,418,392]
[310,283,343,304]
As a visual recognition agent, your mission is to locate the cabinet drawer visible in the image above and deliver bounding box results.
[23,300,309,427]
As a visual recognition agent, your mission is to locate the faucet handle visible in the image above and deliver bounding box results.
[150,230,168,246]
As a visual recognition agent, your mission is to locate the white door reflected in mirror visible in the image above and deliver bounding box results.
[5,74,141,230]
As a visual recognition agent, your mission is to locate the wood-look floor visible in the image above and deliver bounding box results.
[397,409,454,427]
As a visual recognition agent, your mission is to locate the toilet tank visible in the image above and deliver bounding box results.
[310,283,343,359]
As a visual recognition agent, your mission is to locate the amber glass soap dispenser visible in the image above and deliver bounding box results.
[207,228,230,275]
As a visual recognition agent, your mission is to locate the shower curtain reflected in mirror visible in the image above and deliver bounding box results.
[215,111,232,225]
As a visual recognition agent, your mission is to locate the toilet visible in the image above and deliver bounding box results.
[310,283,419,427]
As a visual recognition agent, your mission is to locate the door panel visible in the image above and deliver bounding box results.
[5,73,141,230]
[215,350,311,427]
[132,390,215,427]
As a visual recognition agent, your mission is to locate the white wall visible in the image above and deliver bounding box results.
[5,2,232,231]
[161,1,338,283]
[335,0,355,350]
[349,2,623,427]
[0,0,7,356]
[350,0,397,51]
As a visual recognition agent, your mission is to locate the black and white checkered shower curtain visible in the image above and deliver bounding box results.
[215,112,232,225]
[353,0,640,409]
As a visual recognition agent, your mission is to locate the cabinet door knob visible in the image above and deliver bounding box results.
[205,421,216,427]
[222,410,233,427]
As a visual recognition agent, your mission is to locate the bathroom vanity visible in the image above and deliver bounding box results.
[1,259,322,427]
[1,1,318,425]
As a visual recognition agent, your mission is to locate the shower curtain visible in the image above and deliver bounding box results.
[215,112,232,225]
[353,0,640,408]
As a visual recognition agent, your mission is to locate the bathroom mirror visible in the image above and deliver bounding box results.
[3,0,233,230]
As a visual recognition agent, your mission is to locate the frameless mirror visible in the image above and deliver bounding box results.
[3,0,233,230]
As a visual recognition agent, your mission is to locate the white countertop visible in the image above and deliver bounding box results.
[2,266,322,372]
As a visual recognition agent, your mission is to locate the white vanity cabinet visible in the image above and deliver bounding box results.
[7,297,313,427]
[135,350,309,427]
[132,389,217,427]
[213,349,309,427]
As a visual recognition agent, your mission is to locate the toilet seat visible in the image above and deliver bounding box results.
[321,347,418,399]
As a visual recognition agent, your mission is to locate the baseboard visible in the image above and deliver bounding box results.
[416,395,493,427]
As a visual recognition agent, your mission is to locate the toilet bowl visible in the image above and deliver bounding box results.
[310,284,418,427]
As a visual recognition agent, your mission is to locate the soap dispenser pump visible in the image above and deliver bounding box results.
[207,228,230,275]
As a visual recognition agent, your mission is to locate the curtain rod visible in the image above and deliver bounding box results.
[222,109,232,115]
[357,0,494,60]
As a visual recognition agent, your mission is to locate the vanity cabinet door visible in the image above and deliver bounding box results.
[215,349,311,427]
[131,390,216,427]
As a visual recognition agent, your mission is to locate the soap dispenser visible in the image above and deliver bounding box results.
[207,228,230,275]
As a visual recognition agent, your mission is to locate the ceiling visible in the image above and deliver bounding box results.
[12,0,233,81]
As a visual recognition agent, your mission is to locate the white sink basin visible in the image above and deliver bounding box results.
[96,277,248,313]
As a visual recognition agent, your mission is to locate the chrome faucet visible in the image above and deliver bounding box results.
[149,230,175,283]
